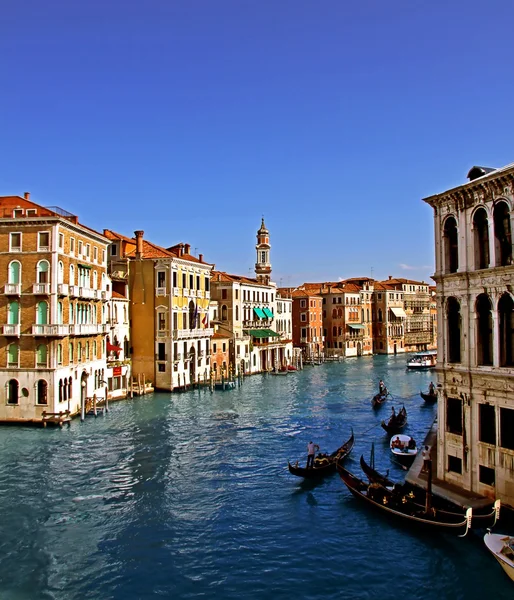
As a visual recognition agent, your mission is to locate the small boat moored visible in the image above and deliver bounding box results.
[484,531,514,582]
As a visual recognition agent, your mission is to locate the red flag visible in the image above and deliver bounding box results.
[202,314,208,327]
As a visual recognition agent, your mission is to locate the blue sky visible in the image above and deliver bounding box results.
[2,1,514,287]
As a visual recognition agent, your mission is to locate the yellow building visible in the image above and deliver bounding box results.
[0,193,111,423]
[104,230,213,391]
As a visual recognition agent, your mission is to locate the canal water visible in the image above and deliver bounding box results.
[0,355,512,600]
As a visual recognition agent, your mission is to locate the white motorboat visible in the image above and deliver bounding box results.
[484,531,514,582]
[390,434,418,461]
[406,351,436,370]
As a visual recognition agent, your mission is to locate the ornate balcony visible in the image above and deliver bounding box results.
[3,284,20,295]
[32,283,51,295]
[3,324,20,336]
[32,324,70,336]
[173,328,214,340]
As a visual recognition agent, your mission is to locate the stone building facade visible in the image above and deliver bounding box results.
[0,194,111,422]
[423,163,514,508]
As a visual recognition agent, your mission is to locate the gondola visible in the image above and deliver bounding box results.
[359,454,501,526]
[337,465,475,535]
[288,429,354,479]
[371,389,388,408]
[381,405,407,434]
[420,390,437,403]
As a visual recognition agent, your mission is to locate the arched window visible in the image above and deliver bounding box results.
[221,305,227,321]
[7,301,19,325]
[473,208,489,270]
[7,379,19,404]
[59,379,63,402]
[57,301,63,324]
[57,343,62,364]
[63,378,67,401]
[94,340,98,358]
[332,308,337,318]
[58,261,64,284]
[8,261,21,284]
[36,380,48,405]
[443,216,459,273]
[86,341,90,361]
[69,264,75,285]
[338,308,343,318]
[36,301,48,325]
[447,297,461,363]
[78,342,82,362]
[493,201,512,267]
[68,376,72,400]
[36,344,47,367]
[69,342,74,363]
[367,308,370,322]
[37,260,49,283]
[93,270,98,289]
[332,326,337,337]
[476,294,493,366]
[7,344,19,367]
[378,309,383,322]
[499,293,514,367]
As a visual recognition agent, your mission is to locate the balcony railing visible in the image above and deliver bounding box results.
[4,284,21,295]
[32,324,70,336]
[174,328,214,340]
[69,285,79,297]
[3,324,20,336]
[79,287,95,299]
[57,283,69,295]
[70,323,107,335]
[156,287,167,296]
[32,283,51,295]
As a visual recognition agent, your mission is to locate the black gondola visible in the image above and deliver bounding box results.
[358,454,501,527]
[420,390,437,403]
[288,429,354,479]
[381,405,407,434]
[371,389,388,408]
[337,465,477,535]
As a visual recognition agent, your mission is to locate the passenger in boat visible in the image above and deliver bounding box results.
[421,445,431,472]
[306,441,319,468]
[408,438,416,450]
[429,382,435,395]
[392,436,402,449]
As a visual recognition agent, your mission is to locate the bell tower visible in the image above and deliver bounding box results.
[255,218,271,284]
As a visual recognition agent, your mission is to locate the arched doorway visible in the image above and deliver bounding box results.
[80,371,88,417]
[189,345,196,384]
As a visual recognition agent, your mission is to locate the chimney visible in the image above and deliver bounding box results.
[24,192,30,201]
[184,243,191,255]
[388,275,392,280]
[134,230,144,259]
[199,253,203,263]
[178,243,184,256]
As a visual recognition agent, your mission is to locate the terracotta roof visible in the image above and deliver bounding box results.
[290,289,322,299]
[111,291,128,300]
[103,229,136,244]
[211,271,259,285]
[125,239,176,259]
[212,331,231,340]
[381,278,428,286]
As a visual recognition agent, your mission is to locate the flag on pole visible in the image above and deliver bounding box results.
[202,313,208,327]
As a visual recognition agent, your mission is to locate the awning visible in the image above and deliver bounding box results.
[107,342,123,352]
[253,307,266,319]
[245,329,281,338]
[262,307,274,319]
[78,263,92,270]
[348,323,365,330]
[390,307,407,318]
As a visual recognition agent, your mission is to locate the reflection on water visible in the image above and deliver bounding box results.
[0,355,511,600]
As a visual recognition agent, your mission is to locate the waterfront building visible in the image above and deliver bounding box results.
[104,230,213,391]
[0,193,111,422]
[210,220,293,374]
[280,288,323,360]
[372,279,406,354]
[105,289,131,400]
[423,162,514,508]
[380,277,434,352]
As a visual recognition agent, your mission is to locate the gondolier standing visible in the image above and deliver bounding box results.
[307,441,319,468]
[379,380,385,395]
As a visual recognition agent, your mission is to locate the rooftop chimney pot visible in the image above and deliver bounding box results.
[24,192,30,201]
[199,253,203,262]
[134,230,144,257]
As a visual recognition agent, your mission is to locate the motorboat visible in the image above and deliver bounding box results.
[406,351,436,370]
[390,434,417,462]
[484,531,514,582]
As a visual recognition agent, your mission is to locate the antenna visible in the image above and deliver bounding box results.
[194,247,198,256]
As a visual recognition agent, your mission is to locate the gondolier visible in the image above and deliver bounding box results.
[307,441,319,468]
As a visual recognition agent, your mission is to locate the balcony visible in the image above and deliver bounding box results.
[157,330,168,338]
[70,323,107,335]
[69,285,79,297]
[32,324,71,336]
[79,287,95,299]
[174,328,214,340]
[32,283,51,295]
[4,284,21,295]
[3,324,20,336]
[156,287,167,297]
[57,283,69,295]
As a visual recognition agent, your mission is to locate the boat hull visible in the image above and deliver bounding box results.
[484,532,514,582]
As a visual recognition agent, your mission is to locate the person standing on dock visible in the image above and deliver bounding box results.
[307,441,319,468]
[422,445,431,473]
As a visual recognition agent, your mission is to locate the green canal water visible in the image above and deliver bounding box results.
[0,354,512,599]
